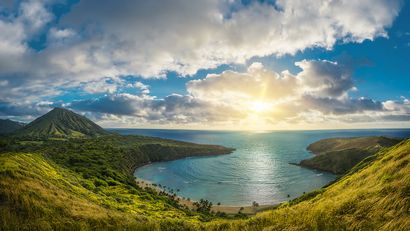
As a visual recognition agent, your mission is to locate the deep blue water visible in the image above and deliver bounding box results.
[111,128,410,206]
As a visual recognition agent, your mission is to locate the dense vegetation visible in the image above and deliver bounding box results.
[1,136,409,230]
[298,136,402,174]
[1,109,409,230]
[13,108,109,138]
[205,139,410,230]
[0,119,24,135]
[0,135,234,230]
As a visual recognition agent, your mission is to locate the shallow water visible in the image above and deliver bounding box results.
[111,128,410,206]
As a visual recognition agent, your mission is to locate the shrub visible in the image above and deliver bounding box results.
[81,181,95,190]
[94,178,108,187]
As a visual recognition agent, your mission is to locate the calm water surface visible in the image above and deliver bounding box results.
[111,129,410,206]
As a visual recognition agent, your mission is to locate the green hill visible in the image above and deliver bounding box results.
[210,139,410,230]
[298,136,402,174]
[14,108,108,138]
[307,136,401,155]
[0,135,234,230]
[0,119,24,135]
[0,136,408,230]
[0,109,408,230]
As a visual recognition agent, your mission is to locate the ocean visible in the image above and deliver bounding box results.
[111,128,410,206]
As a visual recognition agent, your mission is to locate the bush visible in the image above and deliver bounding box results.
[81,181,95,190]
[107,179,118,186]
[94,178,108,187]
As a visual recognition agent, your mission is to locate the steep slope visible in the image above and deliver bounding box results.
[0,135,408,230]
[0,135,234,230]
[14,108,108,138]
[0,153,187,230]
[0,119,24,135]
[298,136,402,174]
[210,139,410,230]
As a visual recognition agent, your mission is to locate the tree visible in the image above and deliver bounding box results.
[193,199,213,214]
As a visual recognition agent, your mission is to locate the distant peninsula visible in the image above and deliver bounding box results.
[292,136,402,174]
[0,108,409,230]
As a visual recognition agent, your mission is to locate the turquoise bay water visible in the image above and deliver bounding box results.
[112,129,410,206]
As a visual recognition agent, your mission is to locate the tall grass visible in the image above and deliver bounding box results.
[0,153,200,230]
[205,140,410,230]
[0,138,409,230]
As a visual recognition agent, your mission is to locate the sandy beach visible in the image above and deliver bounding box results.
[136,178,278,215]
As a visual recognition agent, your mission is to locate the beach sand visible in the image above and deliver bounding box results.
[136,179,278,215]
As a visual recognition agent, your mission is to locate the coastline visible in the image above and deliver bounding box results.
[129,145,235,176]
[135,178,279,215]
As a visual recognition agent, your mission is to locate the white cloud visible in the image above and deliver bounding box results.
[81,78,150,95]
[47,27,77,44]
[0,0,402,96]
[18,0,53,34]
[0,80,8,87]
[187,61,298,105]
[66,60,410,129]
[0,0,407,128]
[296,60,354,98]
[54,0,400,78]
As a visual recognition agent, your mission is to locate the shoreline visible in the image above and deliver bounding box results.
[130,147,235,177]
[135,178,279,215]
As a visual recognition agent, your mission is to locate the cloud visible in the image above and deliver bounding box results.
[0,0,402,106]
[187,62,297,102]
[69,93,244,124]
[81,78,150,95]
[64,60,410,128]
[56,0,400,77]
[0,100,53,117]
[47,27,77,45]
[19,0,53,34]
[296,60,354,98]
[302,96,384,115]
[0,1,407,128]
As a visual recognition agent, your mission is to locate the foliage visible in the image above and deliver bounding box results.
[300,136,402,174]
[193,199,213,214]
[0,119,24,135]
[206,139,410,230]
[0,134,233,230]
[13,108,109,138]
[0,132,409,230]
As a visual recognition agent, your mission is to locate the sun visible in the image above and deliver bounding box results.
[249,101,271,112]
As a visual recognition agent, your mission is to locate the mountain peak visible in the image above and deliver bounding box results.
[51,107,68,111]
[14,108,108,138]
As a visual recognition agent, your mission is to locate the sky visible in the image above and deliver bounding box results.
[0,0,410,130]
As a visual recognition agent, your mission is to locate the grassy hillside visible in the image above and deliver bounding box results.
[0,119,24,135]
[206,139,410,230]
[307,136,401,154]
[0,136,409,230]
[0,135,234,230]
[0,152,161,230]
[299,136,402,174]
[14,108,108,138]
[1,108,408,231]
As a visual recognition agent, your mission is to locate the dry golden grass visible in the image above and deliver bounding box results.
[205,140,410,230]
[1,139,409,230]
[0,153,199,230]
